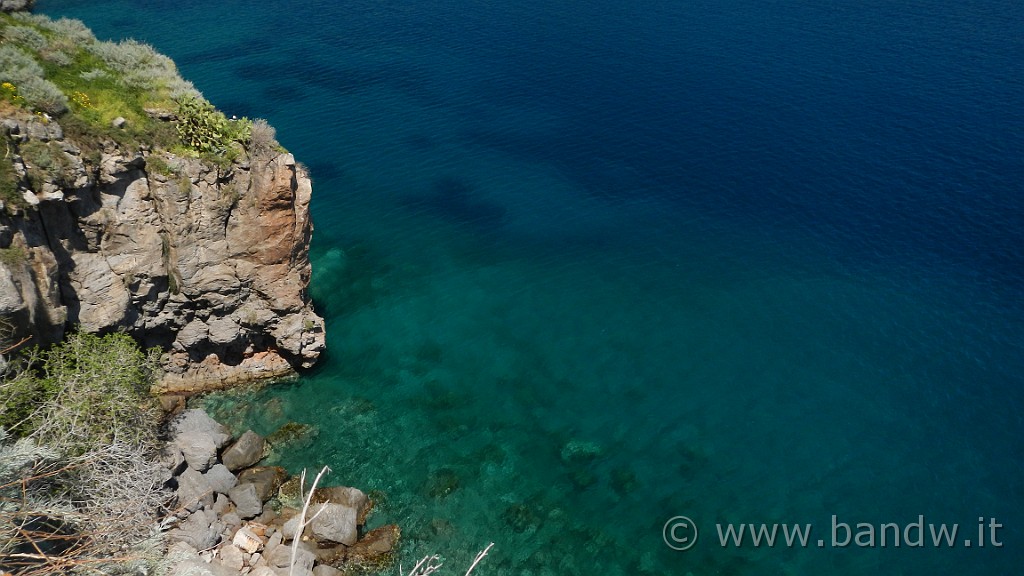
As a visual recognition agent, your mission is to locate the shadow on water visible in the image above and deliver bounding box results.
[400,176,507,231]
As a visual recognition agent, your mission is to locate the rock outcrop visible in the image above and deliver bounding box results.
[0,109,325,391]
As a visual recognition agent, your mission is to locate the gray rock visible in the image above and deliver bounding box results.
[281,515,302,542]
[219,543,245,571]
[111,116,127,129]
[237,466,287,502]
[267,540,315,572]
[167,510,220,550]
[168,559,238,576]
[212,493,231,515]
[171,409,232,449]
[204,464,239,495]
[222,430,266,472]
[313,566,343,576]
[222,512,242,531]
[310,503,357,546]
[177,467,214,512]
[175,430,218,472]
[263,531,283,559]
[312,486,370,523]
[228,483,263,519]
[208,315,240,345]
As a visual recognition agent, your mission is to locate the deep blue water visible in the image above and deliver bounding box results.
[38,0,1024,574]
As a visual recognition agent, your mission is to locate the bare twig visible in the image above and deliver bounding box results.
[290,466,330,576]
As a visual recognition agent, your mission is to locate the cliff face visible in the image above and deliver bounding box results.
[0,110,325,392]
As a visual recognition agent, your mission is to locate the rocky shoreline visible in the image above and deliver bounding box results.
[162,408,398,576]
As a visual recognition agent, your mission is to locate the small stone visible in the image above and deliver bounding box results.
[233,527,263,554]
[263,531,282,559]
[223,512,242,530]
[112,116,127,129]
[212,493,231,515]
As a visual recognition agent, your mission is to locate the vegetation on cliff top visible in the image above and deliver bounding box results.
[0,11,280,198]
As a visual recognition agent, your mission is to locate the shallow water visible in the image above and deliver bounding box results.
[39,0,1024,573]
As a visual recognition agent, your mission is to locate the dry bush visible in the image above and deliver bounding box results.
[248,118,278,159]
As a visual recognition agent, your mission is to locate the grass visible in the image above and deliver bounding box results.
[0,245,26,267]
[0,12,247,160]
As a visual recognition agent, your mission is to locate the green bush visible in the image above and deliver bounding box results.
[175,95,250,156]
[0,331,159,453]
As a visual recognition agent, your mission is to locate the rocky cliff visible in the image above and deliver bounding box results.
[0,109,325,393]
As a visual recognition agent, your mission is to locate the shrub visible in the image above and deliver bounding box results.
[36,16,96,45]
[175,96,249,156]
[27,331,160,455]
[1,25,47,52]
[248,118,279,158]
[0,46,68,114]
[19,140,74,192]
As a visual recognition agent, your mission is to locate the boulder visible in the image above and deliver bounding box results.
[312,486,372,525]
[222,430,266,471]
[171,409,232,449]
[168,559,238,576]
[267,540,315,576]
[312,565,343,576]
[168,510,221,550]
[310,503,357,546]
[176,467,214,512]
[218,544,245,571]
[339,525,400,572]
[204,464,239,495]
[175,430,218,472]
[229,483,264,519]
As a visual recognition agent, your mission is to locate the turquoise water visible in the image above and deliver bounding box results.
[38,0,1024,574]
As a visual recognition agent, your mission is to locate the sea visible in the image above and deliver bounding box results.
[37,0,1024,574]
